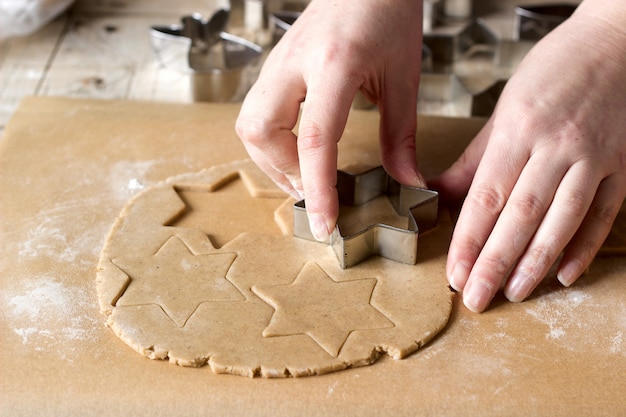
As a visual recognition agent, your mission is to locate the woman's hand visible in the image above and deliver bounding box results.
[431,0,626,312]
[236,0,426,241]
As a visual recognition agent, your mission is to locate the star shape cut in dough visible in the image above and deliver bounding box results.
[166,173,285,248]
[113,236,243,327]
[252,262,394,357]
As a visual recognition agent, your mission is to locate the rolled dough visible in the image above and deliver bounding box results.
[96,159,454,377]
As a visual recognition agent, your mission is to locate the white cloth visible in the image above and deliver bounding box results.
[0,0,74,39]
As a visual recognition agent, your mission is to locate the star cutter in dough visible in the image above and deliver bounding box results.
[294,166,439,269]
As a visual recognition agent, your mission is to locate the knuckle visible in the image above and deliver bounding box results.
[480,252,512,277]
[235,116,271,147]
[578,237,601,261]
[307,184,337,201]
[453,234,484,260]
[527,244,557,273]
[561,188,590,220]
[509,192,545,223]
[317,44,363,76]
[297,125,329,153]
[317,44,344,66]
[468,186,507,216]
[590,202,619,228]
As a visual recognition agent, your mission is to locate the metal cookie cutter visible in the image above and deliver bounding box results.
[515,3,577,41]
[149,9,262,102]
[294,166,439,269]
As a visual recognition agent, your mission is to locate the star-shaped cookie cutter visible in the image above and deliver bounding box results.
[294,166,439,269]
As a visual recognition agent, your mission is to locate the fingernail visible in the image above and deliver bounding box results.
[505,272,536,303]
[463,279,495,313]
[406,169,427,188]
[449,261,470,291]
[415,171,427,188]
[557,259,584,287]
[309,213,331,242]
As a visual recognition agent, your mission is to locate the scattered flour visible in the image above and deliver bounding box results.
[108,158,198,200]
[610,331,623,355]
[14,159,161,264]
[9,279,68,318]
[19,216,69,259]
[326,381,340,397]
[4,158,196,363]
[525,287,625,355]
[3,276,101,362]
[17,208,104,264]
[127,178,144,192]
[525,289,591,343]
[109,159,160,199]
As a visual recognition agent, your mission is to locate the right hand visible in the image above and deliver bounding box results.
[236,0,426,241]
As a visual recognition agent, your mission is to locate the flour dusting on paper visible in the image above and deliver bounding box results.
[525,287,626,355]
[17,206,104,264]
[127,178,144,192]
[109,158,197,200]
[13,160,160,264]
[610,331,624,354]
[525,289,591,341]
[109,159,162,200]
[3,276,101,361]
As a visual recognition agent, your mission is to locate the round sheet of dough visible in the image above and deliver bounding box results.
[96,160,453,377]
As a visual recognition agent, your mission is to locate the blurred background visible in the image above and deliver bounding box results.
[0,0,580,131]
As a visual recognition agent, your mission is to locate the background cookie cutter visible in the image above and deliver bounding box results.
[514,3,577,41]
[149,10,262,102]
[294,166,439,269]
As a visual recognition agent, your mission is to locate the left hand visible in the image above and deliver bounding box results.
[430,1,626,312]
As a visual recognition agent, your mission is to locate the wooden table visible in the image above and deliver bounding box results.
[1,0,569,132]
[0,0,245,131]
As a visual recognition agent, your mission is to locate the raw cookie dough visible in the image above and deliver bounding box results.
[96,160,454,377]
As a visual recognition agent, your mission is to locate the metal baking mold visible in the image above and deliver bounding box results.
[423,19,498,66]
[269,11,301,46]
[418,73,473,117]
[149,10,262,102]
[293,167,439,269]
[515,3,577,41]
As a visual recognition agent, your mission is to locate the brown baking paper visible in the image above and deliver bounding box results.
[1,97,625,416]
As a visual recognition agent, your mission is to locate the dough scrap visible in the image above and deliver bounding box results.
[96,160,454,377]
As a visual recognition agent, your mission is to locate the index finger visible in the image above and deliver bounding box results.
[297,68,361,241]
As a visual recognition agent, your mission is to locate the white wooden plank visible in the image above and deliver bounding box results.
[126,63,193,103]
[72,0,232,16]
[39,13,192,102]
[0,16,68,129]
